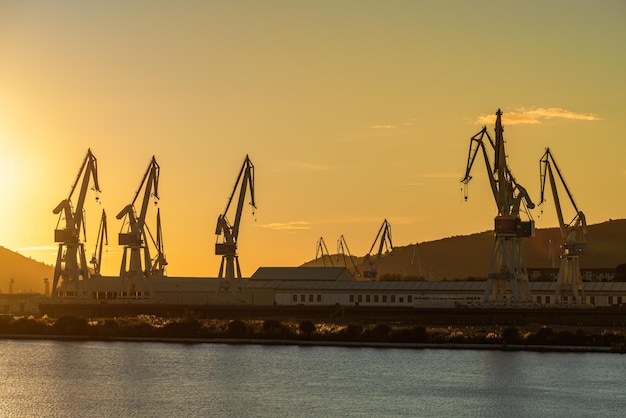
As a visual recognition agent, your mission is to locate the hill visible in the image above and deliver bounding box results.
[302,219,626,280]
[0,246,53,293]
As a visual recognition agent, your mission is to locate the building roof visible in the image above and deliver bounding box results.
[250,267,355,281]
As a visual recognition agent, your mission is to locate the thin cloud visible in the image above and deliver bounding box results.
[475,107,602,125]
[259,221,311,231]
[369,125,396,129]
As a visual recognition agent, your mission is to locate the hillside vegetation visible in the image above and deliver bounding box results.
[0,246,52,293]
[303,219,626,280]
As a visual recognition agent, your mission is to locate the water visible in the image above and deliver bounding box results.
[0,340,624,417]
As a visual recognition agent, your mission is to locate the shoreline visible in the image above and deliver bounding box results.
[0,334,620,353]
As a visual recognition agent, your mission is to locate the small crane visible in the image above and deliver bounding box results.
[337,235,360,277]
[539,147,586,304]
[363,219,393,280]
[215,155,255,296]
[52,149,101,298]
[117,156,161,298]
[314,237,334,267]
[461,109,535,302]
[90,209,108,277]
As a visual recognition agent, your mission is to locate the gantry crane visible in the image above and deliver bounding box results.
[461,109,535,302]
[89,209,108,277]
[52,149,101,298]
[215,155,255,296]
[314,237,334,267]
[363,219,393,280]
[117,156,161,298]
[337,235,360,277]
[539,147,586,304]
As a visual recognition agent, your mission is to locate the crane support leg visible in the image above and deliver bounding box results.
[556,256,585,304]
[484,235,531,302]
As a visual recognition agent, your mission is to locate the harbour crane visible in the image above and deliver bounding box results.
[52,149,101,298]
[539,147,586,304]
[337,235,360,277]
[363,219,393,280]
[461,109,535,302]
[117,156,161,298]
[215,155,255,296]
[90,209,108,277]
[314,237,334,267]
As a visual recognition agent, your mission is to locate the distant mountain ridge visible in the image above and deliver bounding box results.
[0,246,52,293]
[302,219,626,280]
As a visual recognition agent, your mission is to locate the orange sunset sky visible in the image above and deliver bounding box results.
[1,1,625,277]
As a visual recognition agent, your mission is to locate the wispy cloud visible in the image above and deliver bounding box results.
[259,221,311,231]
[369,125,396,129]
[475,107,602,125]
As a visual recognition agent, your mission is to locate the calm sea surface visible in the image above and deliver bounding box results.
[0,340,624,417]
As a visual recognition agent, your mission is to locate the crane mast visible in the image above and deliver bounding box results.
[461,109,535,302]
[90,209,108,277]
[52,149,101,298]
[117,156,161,299]
[539,147,586,304]
[314,237,334,267]
[363,219,393,280]
[215,155,255,297]
[337,235,360,277]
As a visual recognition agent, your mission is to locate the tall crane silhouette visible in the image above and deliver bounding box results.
[52,149,101,298]
[539,147,586,304]
[462,109,535,302]
[117,156,162,298]
[215,155,256,297]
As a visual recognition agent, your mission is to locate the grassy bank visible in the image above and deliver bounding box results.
[1,315,625,352]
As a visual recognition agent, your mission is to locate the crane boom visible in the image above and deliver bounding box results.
[314,237,334,267]
[215,155,256,296]
[90,209,108,276]
[337,235,360,277]
[363,219,393,280]
[51,149,101,298]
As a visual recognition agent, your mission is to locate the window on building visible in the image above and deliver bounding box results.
[536,296,541,303]
[358,295,363,303]
[317,294,322,303]
[350,294,354,303]
[590,296,595,305]
[382,295,387,303]
[293,294,298,302]
[399,297,404,303]
[366,295,371,303]
[301,294,306,302]
[408,295,412,303]
[609,296,614,305]
[546,296,550,304]
[391,295,396,303]
[374,295,379,303]
[309,294,314,302]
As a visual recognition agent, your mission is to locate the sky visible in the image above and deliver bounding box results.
[0,1,625,278]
